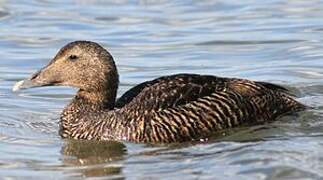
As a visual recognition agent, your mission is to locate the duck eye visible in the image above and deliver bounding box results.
[69,55,78,61]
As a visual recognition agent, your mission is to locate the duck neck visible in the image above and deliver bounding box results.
[76,67,119,110]
[76,88,117,110]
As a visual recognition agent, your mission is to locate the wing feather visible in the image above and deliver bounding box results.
[116,74,295,112]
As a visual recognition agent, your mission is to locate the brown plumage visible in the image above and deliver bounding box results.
[13,41,306,143]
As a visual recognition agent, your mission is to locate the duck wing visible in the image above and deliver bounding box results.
[116,74,294,111]
[115,74,305,143]
[116,74,229,110]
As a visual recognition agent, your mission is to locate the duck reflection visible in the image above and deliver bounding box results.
[62,140,126,178]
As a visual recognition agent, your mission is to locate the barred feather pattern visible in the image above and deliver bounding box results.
[59,74,305,143]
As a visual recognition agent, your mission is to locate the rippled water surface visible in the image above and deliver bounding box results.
[1,0,323,179]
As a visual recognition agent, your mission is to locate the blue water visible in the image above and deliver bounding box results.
[1,0,323,179]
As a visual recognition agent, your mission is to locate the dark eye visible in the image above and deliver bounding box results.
[68,55,78,61]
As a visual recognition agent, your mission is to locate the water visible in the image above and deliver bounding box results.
[1,0,323,179]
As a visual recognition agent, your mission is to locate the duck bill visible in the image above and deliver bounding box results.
[12,68,58,92]
[13,79,46,92]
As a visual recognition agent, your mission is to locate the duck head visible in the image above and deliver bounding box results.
[13,41,119,107]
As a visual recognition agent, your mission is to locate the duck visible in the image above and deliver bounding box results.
[13,41,306,143]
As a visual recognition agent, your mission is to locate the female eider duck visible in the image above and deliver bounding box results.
[13,41,306,143]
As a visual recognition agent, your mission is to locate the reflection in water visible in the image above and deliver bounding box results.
[62,140,126,178]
